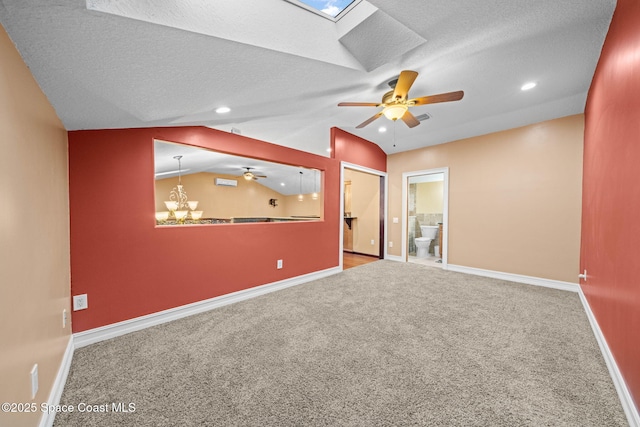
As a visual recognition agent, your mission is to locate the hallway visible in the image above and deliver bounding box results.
[343,252,379,270]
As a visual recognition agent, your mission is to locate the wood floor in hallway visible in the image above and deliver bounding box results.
[343,252,379,270]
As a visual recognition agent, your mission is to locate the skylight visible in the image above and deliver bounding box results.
[294,0,358,19]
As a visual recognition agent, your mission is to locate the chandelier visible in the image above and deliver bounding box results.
[156,155,203,224]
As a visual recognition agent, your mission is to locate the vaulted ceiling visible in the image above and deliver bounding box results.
[0,0,616,156]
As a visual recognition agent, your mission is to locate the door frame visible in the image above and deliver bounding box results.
[401,167,449,268]
[340,162,388,270]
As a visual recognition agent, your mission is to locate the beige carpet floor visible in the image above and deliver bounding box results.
[54,261,627,426]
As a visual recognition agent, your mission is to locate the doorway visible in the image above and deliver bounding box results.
[340,162,387,270]
[402,168,449,268]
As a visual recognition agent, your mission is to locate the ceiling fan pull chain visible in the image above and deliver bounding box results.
[393,120,397,148]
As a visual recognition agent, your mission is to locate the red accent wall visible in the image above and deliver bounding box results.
[69,127,342,332]
[331,127,387,172]
[582,0,640,409]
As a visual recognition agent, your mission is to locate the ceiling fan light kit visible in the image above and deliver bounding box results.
[382,104,408,121]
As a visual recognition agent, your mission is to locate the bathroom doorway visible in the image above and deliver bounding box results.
[402,168,449,268]
[340,162,387,270]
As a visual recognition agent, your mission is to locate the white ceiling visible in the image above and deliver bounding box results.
[0,0,615,156]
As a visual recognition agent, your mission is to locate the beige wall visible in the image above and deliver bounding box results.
[345,169,380,256]
[282,193,323,218]
[0,24,71,427]
[156,172,322,219]
[387,115,584,283]
[416,181,444,214]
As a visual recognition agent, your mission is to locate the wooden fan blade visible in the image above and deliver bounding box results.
[409,90,464,106]
[338,102,380,107]
[356,111,383,129]
[392,70,419,100]
[401,110,420,128]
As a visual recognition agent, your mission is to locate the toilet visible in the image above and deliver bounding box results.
[415,225,438,258]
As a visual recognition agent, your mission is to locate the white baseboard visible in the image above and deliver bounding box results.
[384,254,404,262]
[447,264,579,293]
[579,289,640,427]
[39,335,74,427]
[73,266,341,348]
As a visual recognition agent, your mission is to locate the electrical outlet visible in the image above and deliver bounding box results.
[73,294,88,311]
[30,364,38,399]
[393,217,399,224]
[62,309,67,328]
[389,241,393,248]
[277,259,283,269]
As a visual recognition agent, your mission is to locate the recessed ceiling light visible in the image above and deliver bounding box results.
[326,148,332,152]
[215,106,231,114]
[280,182,285,186]
[379,126,387,133]
[521,82,537,91]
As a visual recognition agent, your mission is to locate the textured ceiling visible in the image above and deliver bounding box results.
[0,0,616,156]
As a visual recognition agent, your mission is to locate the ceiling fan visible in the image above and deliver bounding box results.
[242,167,267,181]
[338,70,464,129]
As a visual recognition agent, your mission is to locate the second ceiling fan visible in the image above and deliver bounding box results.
[242,167,267,181]
[338,70,464,129]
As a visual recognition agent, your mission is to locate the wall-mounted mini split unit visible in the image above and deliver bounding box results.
[216,178,238,187]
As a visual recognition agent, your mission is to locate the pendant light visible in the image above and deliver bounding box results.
[297,171,304,202]
[312,169,319,200]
